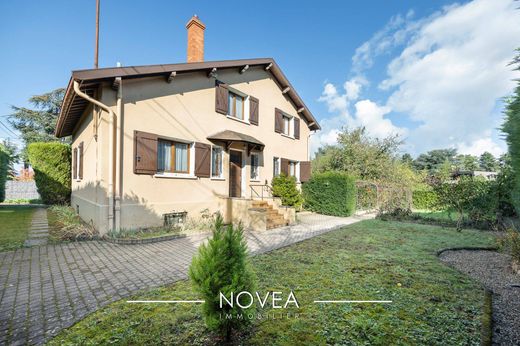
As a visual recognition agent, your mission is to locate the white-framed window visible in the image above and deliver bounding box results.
[158,139,190,173]
[273,157,280,177]
[228,91,245,120]
[250,153,260,181]
[289,161,296,177]
[211,146,224,179]
[283,115,291,136]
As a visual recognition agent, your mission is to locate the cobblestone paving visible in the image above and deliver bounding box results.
[0,213,373,345]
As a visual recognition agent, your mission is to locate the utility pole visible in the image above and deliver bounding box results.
[94,0,100,68]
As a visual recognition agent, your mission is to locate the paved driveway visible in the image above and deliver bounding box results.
[0,213,373,345]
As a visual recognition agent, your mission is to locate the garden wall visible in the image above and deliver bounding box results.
[4,181,40,200]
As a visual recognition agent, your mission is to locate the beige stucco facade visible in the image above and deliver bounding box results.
[70,66,312,234]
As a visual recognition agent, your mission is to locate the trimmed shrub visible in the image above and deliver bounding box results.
[302,171,357,216]
[27,142,71,205]
[0,145,8,202]
[271,174,303,208]
[189,214,256,341]
[412,189,439,210]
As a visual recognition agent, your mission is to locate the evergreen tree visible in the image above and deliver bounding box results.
[479,152,498,171]
[9,88,67,159]
[189,214,256,340]
[502,48,520,213]
[401,153,414,167]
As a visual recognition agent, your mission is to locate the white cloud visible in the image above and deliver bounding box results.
[382,0,519,155]
[316,0,519,157]
[353,100,406,139]
[457,137,505,157]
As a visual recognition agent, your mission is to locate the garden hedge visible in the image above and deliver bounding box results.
[27,142,71,205]
[0,145,8,202]
[412,189,439,210]
[302,171,357,216]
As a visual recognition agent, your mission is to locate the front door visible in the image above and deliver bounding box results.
[229,150,242,197]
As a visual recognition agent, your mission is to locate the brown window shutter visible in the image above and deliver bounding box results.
[194,142,211,178]
[72,147,77,180]
[249,96,259,125]
[294,118,300,139]
[78,142,84,180]
[300,161,311,182]
[134,130,158,175]
[274,108,283,133]
[215,81,229,115]
[280,158,289,176]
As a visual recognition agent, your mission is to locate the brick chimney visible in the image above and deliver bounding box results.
[186,15,205,63]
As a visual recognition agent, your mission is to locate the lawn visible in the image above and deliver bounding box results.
[0,205,36,251]
[50,220,496,345]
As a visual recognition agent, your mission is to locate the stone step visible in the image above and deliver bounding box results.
[24,238,47,247]
[30,233,49,238]
[267,215,285,222]
[252,202,269,208]
[266,222,287,230]
[31,230,49,235]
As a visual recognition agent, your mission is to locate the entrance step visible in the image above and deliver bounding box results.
[251,200,288,230]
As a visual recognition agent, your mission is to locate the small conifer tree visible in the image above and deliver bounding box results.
[189,213,256,340]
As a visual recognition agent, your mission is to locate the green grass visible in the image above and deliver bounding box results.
[0,205,36,251]
[50,220,496,345]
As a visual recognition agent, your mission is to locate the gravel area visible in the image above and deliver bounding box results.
[439,250,520,345]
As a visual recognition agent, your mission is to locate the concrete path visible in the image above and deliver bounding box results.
[0,213,373,345]
[23,208,49,247]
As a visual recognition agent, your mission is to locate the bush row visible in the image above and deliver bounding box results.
[412,189,439,210]
[28,142,71,205]
[302,171,357,217]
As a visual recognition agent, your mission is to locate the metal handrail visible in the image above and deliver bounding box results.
[250,184,273,200]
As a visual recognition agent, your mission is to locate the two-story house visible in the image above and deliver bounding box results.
[55,16,320,234]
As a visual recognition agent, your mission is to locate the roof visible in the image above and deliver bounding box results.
[55,58,321,137]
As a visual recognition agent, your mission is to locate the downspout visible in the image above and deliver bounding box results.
[307,130,317,161]
[73,80,116,232]
[115,78,122,232]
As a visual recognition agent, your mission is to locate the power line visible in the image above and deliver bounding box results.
[0,120,20,139]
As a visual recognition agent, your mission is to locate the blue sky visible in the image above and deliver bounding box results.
[1,0,518,158]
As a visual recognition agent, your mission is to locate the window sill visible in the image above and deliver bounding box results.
[154,173,198,180]
[250,179,261,182]
[211,177,225,181]
[226,115,250,125]
[281,133,295,140]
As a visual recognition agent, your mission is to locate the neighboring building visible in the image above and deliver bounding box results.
[473,171,497,180]
[452,170,498,181]
[55,16,320,235]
